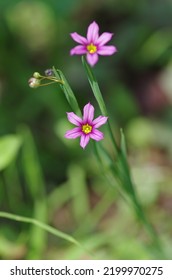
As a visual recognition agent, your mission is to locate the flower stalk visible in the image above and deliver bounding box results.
[28,71,64,89]
[81,55,119,155]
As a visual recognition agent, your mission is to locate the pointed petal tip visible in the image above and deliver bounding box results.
[70,49,74,56]
[83,102,94,114]
[90,20,97,25]
[70,32,78,38]
[81,144,86,149]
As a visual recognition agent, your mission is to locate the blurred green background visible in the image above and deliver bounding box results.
[0,0,172,259]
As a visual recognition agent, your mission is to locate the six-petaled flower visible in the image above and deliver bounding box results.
[65,103,108,149]
[70,21,117,66]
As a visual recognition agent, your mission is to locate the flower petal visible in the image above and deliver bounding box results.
[80,134,90,149]
[87,21,99,43]
[83,102,94,123]
[92,116,108,128]
[70,45,87,55]
[96,32,113,46]
[86,53,99,66]
[67,112,82,126]
[65,127,82,139]
[90,129,104,141]
[70,32,87,44]
[97,46,117,56]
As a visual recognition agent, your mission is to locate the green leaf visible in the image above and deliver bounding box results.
[19,126,47,259]
[52,67,81,116]
[0,135,22,171]
[81,56,107,116]
[120,128,127,158]
[0,211,91,256]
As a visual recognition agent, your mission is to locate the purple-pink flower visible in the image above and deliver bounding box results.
[70,21,117,66]
[65,103,108,149]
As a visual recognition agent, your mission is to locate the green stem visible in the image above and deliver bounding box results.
[0,211,91,254]
[81,56,118,154]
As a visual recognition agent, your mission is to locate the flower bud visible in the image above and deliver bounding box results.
[28,77,40,88]
[45,69,53,76]
[33,72,41,79]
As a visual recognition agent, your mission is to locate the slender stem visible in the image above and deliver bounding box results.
[0,211,94,257]
[38,81,59,86]
[81,56,118,154]
[39,75,64,84]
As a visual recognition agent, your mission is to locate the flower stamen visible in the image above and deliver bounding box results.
[82,124,92,134]
[87,43,97,54]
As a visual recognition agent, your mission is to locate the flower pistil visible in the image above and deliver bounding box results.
[82,124,92,134]
[87,43,97,54]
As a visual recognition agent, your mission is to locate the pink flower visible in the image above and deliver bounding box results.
[65,103,108,149]
[70,21,117,66]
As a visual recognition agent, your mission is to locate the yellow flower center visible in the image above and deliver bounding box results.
[87,43,97,54]
[82,124,92,134]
